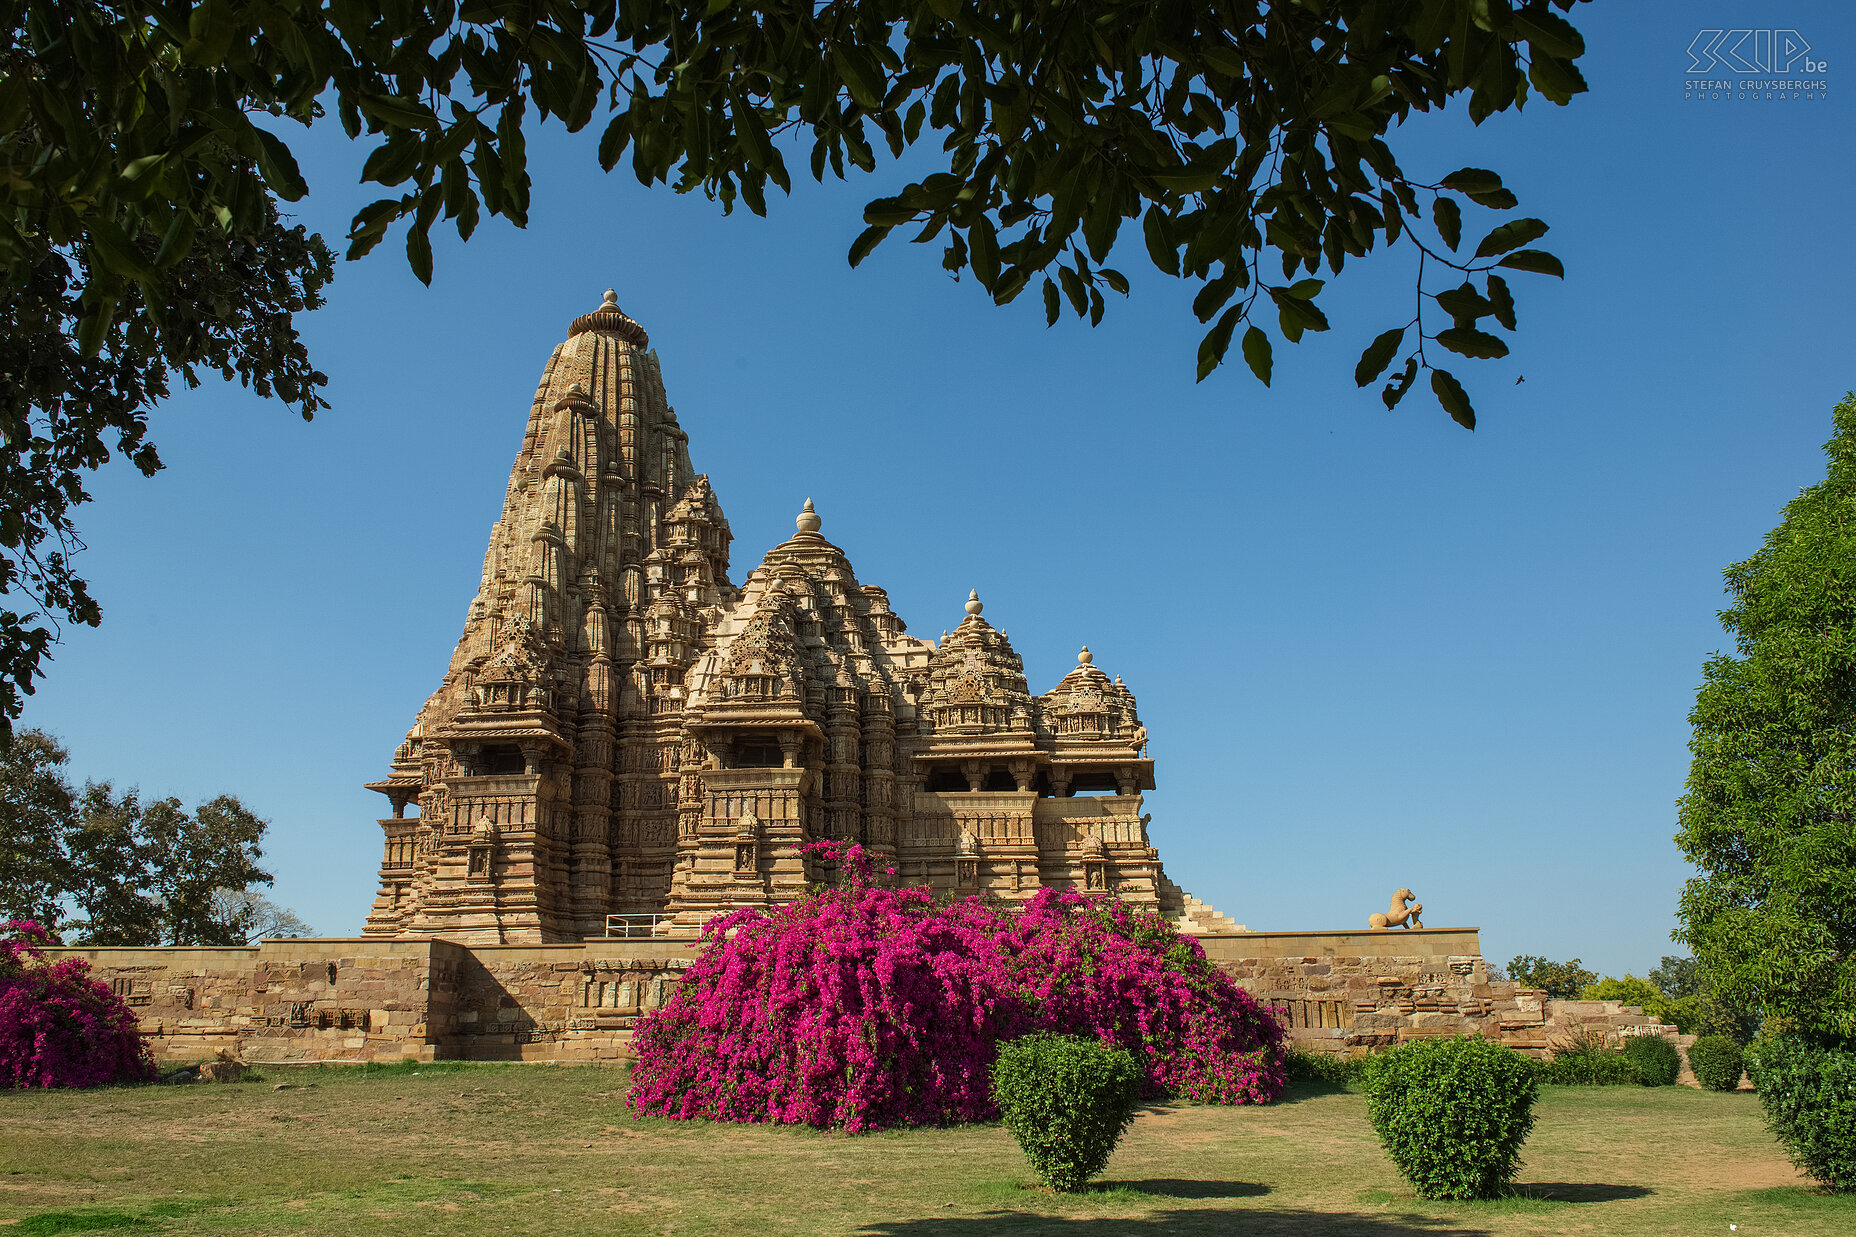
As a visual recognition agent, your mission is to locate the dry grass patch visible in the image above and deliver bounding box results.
[0,1066,1849,1235]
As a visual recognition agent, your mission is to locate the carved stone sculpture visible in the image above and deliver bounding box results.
[1368,888,1423,930]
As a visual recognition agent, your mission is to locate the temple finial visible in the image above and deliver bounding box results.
[796,498,822,534]
[568,288,648,345]
[1078,646,1092,665]
[965,589,983,616]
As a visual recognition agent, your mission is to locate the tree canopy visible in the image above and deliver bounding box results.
[0,728,295,944]
[1677,394,1856,1047]
[1,0,1590,735]
[1503,954,1593,998]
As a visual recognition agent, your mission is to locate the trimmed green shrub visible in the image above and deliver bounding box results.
[1746,1036,1856,1191]
[1688,1035,1744,1091]
[1620,1033,1681,1086]
[1540,1030,1637,1085]
[992,1033,1142,1192]
[1362,1035,1539,1200]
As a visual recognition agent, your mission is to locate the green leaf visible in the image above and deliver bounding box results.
[1143,206,1179,277]
[1440,169,1503,197]
[1528,55,1588,105]
[1382,357,1418,409]
[1043,278,1060,326]
[1431,369,1476,429]
[88,222,153,282]
[152,209,199,267]
[834,46,885,110]
[1285,278,1325,299]
[1152,166,1222,194]
[76,300,115,358]
[251,127,308,201]
[406,224,433,286]
[847,225,891,268]
[968,217,1000,289]
[1486,275,1516,330]
[1195,304,1244,382]
[1435,328,1509,359]
[1496,249,1564,278]
[120,153,166,183]
[731,91,776,171]
[1473,218,1549,259]
[598,115,632,171]
[361,137,424,187]
[1192,269,1240,323]
[1465,187,1518,210]
[1511,10,1587,59]
[1354,328,1405,387]
[1435,283,1493,326]
[863,197,917,226]
[1432,197,1461,250]
[1241,324,1271,386]
[1270,287,1330,333]
[358,93,439,131]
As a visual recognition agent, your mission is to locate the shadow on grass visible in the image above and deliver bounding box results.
[1513,1182,1653,1203]
[1273,1080,1362,1104]
[860,1209,1491,1235]
[1109,1179,1271,1199]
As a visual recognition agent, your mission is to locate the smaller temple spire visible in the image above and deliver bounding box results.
[796,498,822,534]
[965,589,983,616]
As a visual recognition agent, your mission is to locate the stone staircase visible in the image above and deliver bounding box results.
[1155,870,1247,935]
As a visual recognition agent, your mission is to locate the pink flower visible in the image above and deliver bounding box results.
[627,847,1285,1130]
[1,920,155,1089]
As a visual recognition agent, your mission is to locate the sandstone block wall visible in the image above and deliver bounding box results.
[51,927,1672,1065]
[1200,929,1677,1056]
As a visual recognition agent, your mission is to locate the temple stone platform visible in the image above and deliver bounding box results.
[52,927,1674,1065]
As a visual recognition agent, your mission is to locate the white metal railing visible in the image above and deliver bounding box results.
[603,914,671,939]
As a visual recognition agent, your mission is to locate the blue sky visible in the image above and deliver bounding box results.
[19,5,1854,978]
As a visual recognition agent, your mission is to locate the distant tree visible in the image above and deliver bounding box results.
[209,889,313,944]
[0,730,281,946]
[1505,955,1594,999]
[1579,975,1660,1008]
[1,1,1592,731]
[67,787,272,947]
[0,730,73,927]
[1649,955,1701,1000]
[1677,394,1856,1047]
[60,782,161,946]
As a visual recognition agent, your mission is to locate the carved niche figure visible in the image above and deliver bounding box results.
[1368,888,1423,929]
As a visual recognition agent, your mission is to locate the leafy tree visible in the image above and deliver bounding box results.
[1505,954,1594,998]
[0,201,333,743]
[60,782,162,946]
[2,1,1590,731]
[209,888,314,944]
[1649,954,1701,1000]
[0,729,72,925]
[0,730,292,945]
[1579,974,1660,1008]
[66,785,273,946]
[1677,394,1856,1047]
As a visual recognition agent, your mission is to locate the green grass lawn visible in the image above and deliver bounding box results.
[1,1065,1848,1236]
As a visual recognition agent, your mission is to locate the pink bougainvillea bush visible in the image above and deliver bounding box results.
[627,845,1284,1130]
[0,920,154,1089]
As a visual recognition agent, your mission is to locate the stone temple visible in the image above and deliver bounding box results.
[361,292,1240,944]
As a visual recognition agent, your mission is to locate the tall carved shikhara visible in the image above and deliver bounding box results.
[364,293,1239,943]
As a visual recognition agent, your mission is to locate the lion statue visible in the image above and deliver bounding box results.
[1369,889,1423,930]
